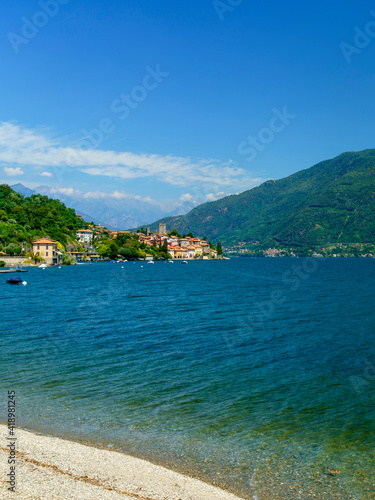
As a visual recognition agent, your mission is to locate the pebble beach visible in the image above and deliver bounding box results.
[0,425,244,500]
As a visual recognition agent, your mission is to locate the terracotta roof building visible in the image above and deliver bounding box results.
[32,238,62,265]
[76,229,93,244]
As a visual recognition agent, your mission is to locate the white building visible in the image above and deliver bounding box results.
[76,229,93,244]
[187,245,195,259]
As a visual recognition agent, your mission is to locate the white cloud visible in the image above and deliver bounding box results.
[3,166,24,176]
[110,190,128,200]
[81,191,107,200]
[205,192,226,201]
[0,122,263,191]
[40,171,53,177]
[53,188,158,206]
[133,194,155,204]
[179,193,194,202]
[49,187,82,197]
[82,190,130,200]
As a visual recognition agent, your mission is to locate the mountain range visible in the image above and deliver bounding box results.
[142,149,375,247]
[9,183,169,229]
[10,184,203,230]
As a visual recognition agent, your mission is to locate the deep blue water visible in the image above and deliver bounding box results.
[1,258,375,499]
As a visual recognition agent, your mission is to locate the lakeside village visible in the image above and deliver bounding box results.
[0,221,224,267]
[226,241,375,258]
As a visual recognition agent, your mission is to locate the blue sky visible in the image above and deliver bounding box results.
[1,0,375,210]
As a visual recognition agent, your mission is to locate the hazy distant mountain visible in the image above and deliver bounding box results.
[10,183,98,224]
[10,183,36,198]
[143,149,375,246]
[10,183,168,230]
[165,200,198,217]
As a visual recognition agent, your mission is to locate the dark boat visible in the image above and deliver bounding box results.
[6,277,23,285]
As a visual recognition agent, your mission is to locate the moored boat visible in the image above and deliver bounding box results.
[6,277,23,285]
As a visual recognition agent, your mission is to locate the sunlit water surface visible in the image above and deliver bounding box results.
[1,258,374,499]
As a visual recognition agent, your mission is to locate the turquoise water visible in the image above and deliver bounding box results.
[1,258,375,499]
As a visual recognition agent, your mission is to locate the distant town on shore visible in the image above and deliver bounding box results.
[68,221,224,264]
[2,146,375,270]
[0,184,224,266]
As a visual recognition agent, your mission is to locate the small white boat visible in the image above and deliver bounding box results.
[168,260,174,263]
[147,261,154,264]
[38,264,47,268]
[182,261,188,264]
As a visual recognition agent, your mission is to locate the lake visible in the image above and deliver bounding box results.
[1,258,375,499]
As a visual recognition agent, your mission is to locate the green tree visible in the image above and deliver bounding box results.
[97,242,111,256]
[109,241,119,259]
[62,252,77,265]
[6,243,19,255]
[169,228,181,237]
[26,251,44,264]
[117,233,132,245]
[12,206,28,224]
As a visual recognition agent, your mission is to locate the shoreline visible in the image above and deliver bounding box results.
[0,424,245,500]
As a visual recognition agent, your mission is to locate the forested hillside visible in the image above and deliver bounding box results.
[143,149,375,247]
[0,184,88,253]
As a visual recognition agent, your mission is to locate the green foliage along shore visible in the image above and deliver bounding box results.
[143,149,375,248]
[96,232,172,260]
[0,184,88,253]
